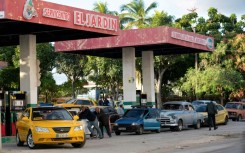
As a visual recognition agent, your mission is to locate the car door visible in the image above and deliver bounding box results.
[17,108,31,140]
[144,109,160,130]
[183,104,193,125]
[216,105,225,124]
[242,104,245,119]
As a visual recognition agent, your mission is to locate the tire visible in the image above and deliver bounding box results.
[136,126,143,135]
[232,118,236,121]
[237,115,242,121]
[26,131,37,149]
[223,116,228,125]
[155,128,161,133]
[175,120,183,131]
[115,131,121,135]
[194,120,201,129]
[72,133,86,148]
[16,132,24,146]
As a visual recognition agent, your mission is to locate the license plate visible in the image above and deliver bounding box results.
[56,133,69,138]
[119,127,126,130]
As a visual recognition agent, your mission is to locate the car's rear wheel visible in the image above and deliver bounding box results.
[175,120,183,131]
[194,120,201,129]
[27,131,37,149]
[136,126,143,135]
[16,132,24,146]
[115,131,121,135]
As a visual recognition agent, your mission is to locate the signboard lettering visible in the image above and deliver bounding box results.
[43,8,70,21]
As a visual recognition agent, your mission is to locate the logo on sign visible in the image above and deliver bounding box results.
[206,38,214,50]
[23,0,38,20]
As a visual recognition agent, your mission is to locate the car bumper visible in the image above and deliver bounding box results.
[160,122,178,127]
[33,131,85,144]
[113,125,141,132]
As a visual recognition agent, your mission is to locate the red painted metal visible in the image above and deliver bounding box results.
[55,26,214,54]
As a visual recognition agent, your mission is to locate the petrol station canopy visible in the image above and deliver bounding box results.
[0,0,119,47]
[55,26,214,58]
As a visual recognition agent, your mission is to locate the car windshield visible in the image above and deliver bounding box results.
[163,104,183,110]
[124,109,146,118]
[76,100,91,105]
[66,99,76,104]
[195,105,207,112]
[225,103,240,109]
[32,108,73,121]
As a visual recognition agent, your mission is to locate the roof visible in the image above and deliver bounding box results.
[55,26,214,58]
[164,101,191,105]
[0,0,119,46]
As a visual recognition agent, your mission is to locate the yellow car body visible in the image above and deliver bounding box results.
[16,107,86,149]
[196,104,229,125]
[54,98,96,109]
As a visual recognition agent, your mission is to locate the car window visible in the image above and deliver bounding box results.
[163,104,183,110]
[217,105,224,111]
[225,103,239,109]
[32,108,73,120]
[66,99,76,104]
[76,100,91,105]
[196,105,207,112]
[189,105,194,111]
[243,104,245,110]
[124,109,145,118]
[148,110,158,118]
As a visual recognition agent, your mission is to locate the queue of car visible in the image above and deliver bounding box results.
[15,99,244,149]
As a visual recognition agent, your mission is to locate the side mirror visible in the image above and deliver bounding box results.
[73,115,79,120]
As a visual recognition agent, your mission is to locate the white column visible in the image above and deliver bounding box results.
[142,51,155,107]
[19,35,38,107]
[122,47,136,109]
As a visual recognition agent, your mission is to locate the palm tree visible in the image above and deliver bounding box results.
[93,1,117,15]
[120,0,157,29]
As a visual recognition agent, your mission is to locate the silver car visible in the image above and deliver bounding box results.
[160,101,203,131]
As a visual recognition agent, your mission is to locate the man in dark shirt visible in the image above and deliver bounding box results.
[94,107,112,137]
[79,106,103,139]
[206,102,218,131]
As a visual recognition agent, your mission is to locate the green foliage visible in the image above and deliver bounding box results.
[0,67,19,90]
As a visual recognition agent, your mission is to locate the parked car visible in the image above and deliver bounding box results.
[113,106,161,135]
[54,98,96,109]
[16,107,86,149]
[192,100,216,106]
[195,104,229,125]
[225,102,245,121]
[160,101,203,131]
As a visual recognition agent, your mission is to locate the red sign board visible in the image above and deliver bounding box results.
[0,0,119,35]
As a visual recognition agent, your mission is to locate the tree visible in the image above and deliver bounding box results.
[120,0,157,29]
[93,1,117,15]
[56,53,89,98]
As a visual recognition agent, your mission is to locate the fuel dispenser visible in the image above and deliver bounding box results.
[0,90,6,136]
[5,91,26,136]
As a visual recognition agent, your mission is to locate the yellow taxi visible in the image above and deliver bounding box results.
[195,104,229,125]
[16,107,86,149]
[54,98,96,109]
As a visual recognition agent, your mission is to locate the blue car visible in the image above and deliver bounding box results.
[113,106,161,135]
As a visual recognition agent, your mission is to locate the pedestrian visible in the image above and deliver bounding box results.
[94,107,112,138]
[117,103,124,117]
[98,97,104,106]
[206,101,218,131]
[103,97,110,106]
[79,106,103,139]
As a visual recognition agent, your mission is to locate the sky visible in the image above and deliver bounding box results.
[44,0,245,85]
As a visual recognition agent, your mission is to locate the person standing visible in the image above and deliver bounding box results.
[79,106,103,139]
[94,107,112,138]
[98,97,104,106]
[117,103,125,117]
[206,101,218,130]
[103,97,110,106]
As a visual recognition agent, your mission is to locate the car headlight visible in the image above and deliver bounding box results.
[74,125,83,131]
[132,122,139,126]
[35,127,49,132]
[114,123,118,126]
[171,116,176,119]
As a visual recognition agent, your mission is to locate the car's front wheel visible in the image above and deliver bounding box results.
[237,115,242,121]
[115,131,121,135]
[16,132,24,146]
[136,126,143,135]
[72,133,86,148]
[27,131,37,149]
[224,116,228,125]
[175,120,183,131]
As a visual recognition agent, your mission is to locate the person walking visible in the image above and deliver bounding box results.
[79,106,103,139]
[206,101,218,131]
[94,107,112,138]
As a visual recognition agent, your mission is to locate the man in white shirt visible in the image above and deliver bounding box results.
[117,103,124,116]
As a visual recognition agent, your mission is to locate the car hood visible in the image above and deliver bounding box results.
[32,120,81,127]
[116,117,142,124]
[160,110,185,116]
[225,108,239,112]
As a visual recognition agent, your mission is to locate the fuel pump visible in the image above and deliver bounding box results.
[0,91,6,136]
[5,91,26,136]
